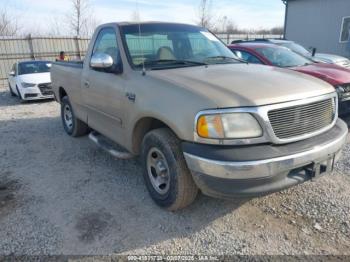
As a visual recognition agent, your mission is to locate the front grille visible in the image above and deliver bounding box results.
[268,98,335,140]
[25,94,38,98]
[38,83,53,96]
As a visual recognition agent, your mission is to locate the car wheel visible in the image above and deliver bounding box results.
[141,128,198,211]
[15,86,25,103]
[8,83,15,97]
[61,96,89,137]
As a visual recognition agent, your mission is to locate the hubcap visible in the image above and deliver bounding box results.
[63,104,73,130]
[146,148,170,195]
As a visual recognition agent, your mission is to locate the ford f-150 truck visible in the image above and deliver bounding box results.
[51,22,348,210]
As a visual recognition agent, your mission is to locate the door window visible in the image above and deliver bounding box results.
[91,28,121,71]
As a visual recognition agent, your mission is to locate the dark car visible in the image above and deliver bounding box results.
[228,42,350,115]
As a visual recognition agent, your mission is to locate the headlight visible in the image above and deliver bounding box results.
[21,82,36,88]
[336,84,350,101]
[196,112,263,139]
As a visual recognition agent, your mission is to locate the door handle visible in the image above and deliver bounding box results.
[126,92,136,102]
[84,81,90,88]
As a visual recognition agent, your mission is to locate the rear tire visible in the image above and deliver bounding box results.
[61,96,89,137]
[141,128,198,211]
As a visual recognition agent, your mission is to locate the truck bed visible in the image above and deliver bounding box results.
[51,60,84,102]
[53,60,84,69]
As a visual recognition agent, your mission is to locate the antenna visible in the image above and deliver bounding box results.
[136,0,146,76]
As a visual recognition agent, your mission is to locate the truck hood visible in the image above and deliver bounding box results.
[148,63,334,107]
[292,63,350,86]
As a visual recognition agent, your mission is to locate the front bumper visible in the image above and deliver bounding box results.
[183,119,348,199]
[20,87,54,101]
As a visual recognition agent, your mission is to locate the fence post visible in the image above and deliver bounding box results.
[75,36,81,60]
[27,34,36,60]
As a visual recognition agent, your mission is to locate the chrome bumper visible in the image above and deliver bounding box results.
[183,119,348,198]
[184,121,347,180]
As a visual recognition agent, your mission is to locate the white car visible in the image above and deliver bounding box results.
[8,60,54,101]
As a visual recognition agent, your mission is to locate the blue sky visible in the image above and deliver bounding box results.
[2,0,285,35]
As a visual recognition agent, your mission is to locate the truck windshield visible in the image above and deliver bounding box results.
[255,46,314,68]
[120,23,240,69]
[18,61,52,75]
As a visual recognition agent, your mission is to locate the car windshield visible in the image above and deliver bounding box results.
[278,42,311,57]
[18,61,51,75]
[255,46,313,67]
[120,23,240,69]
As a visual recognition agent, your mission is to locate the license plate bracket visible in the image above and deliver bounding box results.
[310,154,335,179]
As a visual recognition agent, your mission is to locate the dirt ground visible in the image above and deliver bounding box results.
[0,84,350,256]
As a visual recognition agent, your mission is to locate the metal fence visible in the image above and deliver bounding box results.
[0,33,282,88]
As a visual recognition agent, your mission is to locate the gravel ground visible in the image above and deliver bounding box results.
[0,84,350,256]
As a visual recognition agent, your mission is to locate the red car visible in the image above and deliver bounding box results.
[228,42,350,115]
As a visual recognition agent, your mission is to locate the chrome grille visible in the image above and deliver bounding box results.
[268,98,335,140]
[38,83,53,96]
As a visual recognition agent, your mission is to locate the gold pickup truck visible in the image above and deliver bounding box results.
[51,22,348,210]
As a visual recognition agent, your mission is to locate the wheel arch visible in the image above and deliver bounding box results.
[131,117,181,155]
[58,87,67,103]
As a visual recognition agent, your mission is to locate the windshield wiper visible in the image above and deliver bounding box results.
[142,59,208,67]
[205,56,245,63]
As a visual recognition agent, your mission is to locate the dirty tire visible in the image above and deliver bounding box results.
[9,83,15,97]
[61,96,89,137]
[141,128,198,211]
[16,86,25,103]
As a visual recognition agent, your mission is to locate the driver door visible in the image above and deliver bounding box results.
[81,27,126,145]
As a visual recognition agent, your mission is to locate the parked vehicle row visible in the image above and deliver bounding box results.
[228,42,350,115]
[232,39,350,69]
[49,22,348,210]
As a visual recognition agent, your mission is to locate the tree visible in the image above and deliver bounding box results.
[197,0,214,29]
[66,0,98,36]
[226,20,238,34]
[270,26,284,35]
[0,8,19,36]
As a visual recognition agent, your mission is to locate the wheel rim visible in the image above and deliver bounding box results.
[63,104,73,130]
[146,148,170,195]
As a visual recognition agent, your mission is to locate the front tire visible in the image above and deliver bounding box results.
[61,96,89,137]
[9,83,15,97]
[141,128,198,211]
[16,86,25,103]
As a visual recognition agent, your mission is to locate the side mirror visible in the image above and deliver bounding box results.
[9,71,15,76]
[90,53,114,69]
[311,47,317,57]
